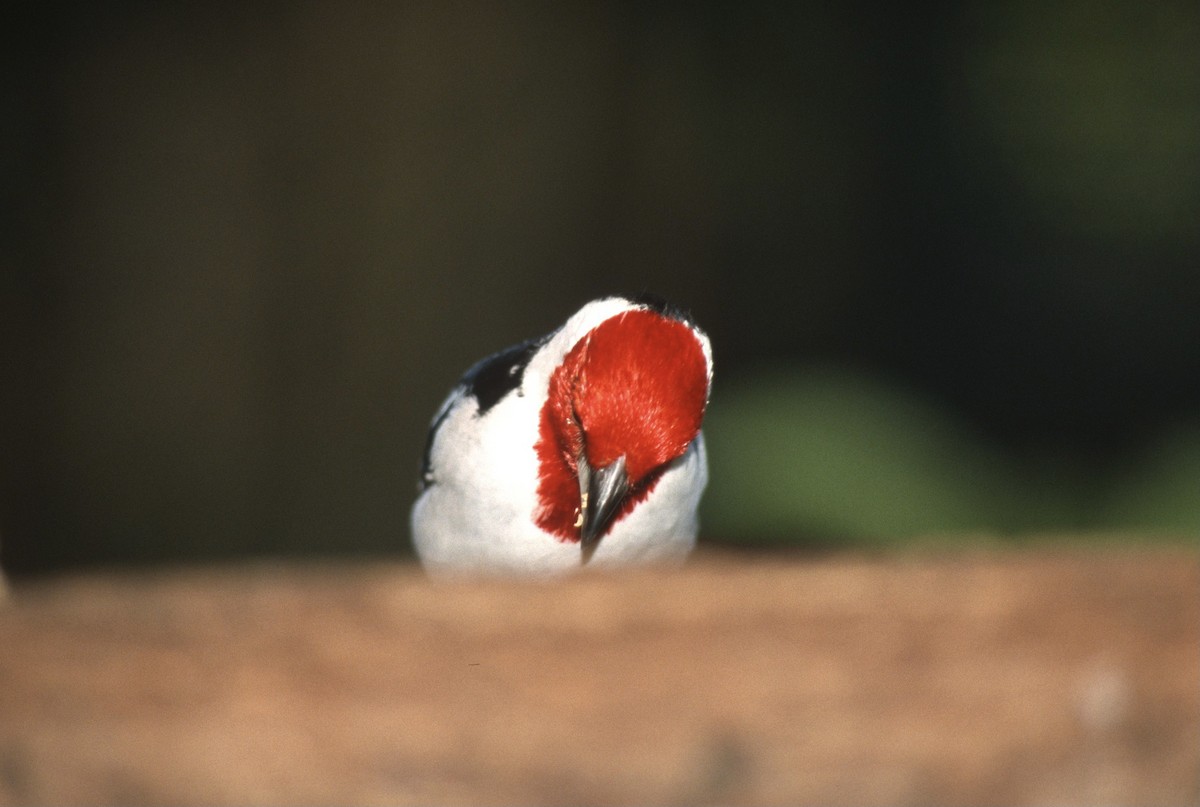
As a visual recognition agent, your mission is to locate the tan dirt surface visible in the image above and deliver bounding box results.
[0,549,1196,805]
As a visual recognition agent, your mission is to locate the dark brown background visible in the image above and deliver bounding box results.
[6,1,1200,574]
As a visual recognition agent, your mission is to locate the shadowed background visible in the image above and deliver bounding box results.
[4,1,1200,574]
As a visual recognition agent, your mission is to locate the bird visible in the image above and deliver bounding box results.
[411,294,713,577]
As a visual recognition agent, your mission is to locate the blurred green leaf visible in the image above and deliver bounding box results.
[701,366,1088,548]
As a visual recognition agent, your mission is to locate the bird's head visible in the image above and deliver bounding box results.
[534,302,711,559]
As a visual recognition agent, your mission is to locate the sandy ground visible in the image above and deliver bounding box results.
[0,548,1196,806]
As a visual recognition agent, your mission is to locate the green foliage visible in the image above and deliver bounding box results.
[701,366,1197,548]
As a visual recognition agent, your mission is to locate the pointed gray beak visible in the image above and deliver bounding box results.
[577,454,629,563]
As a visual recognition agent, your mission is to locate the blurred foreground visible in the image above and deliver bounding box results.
[0,548,1196,806]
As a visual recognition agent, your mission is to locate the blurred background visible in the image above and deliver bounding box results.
[3,1,1199,576]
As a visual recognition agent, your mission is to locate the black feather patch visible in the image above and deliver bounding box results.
[418,402,452,491]
[462,336,545,415]
[627,292,694,326]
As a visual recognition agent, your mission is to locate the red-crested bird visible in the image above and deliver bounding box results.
[412,295,712,577]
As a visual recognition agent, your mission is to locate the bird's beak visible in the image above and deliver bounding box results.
[577,454,629,563]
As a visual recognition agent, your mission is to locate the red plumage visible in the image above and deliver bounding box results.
[534,309,709,542]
